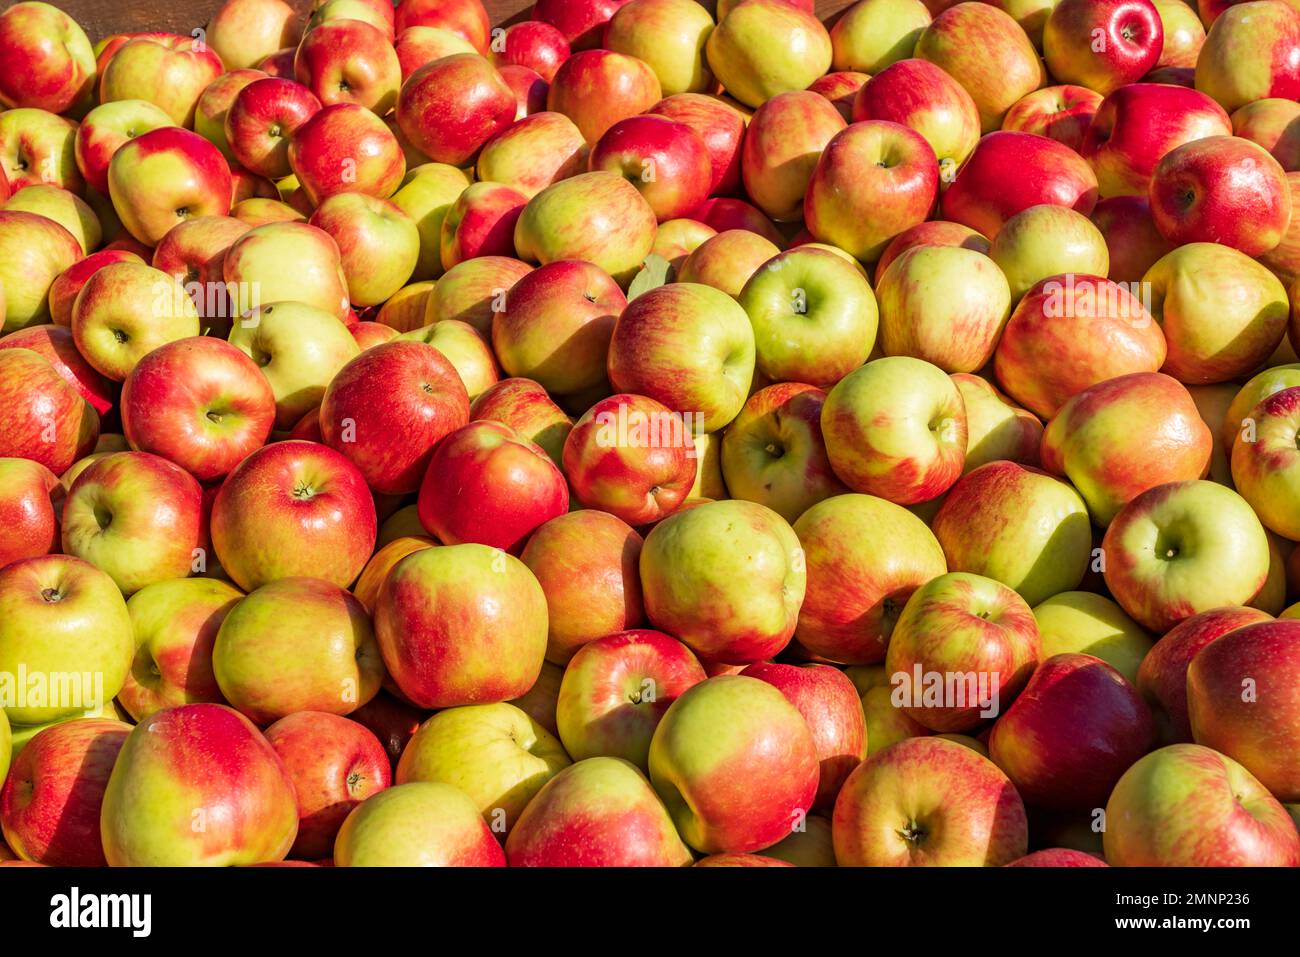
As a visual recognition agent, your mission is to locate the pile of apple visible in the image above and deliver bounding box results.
[1,0,1299,869]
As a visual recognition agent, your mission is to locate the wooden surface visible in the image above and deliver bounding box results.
[55,0,859,42]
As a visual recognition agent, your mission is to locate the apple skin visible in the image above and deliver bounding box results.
[75,99,176,198]
[589,115,713,223]
[0,324,112,423]
[705,0,831,109]
[0,350,97,476]
[547,49,662,145]
[225,77,321,181]
[265,711,390,862]
[101,703,299,866]
[990,206,1111,304]
[0,458,62,570]
[649,675,819,854]
[829,0,931,75]
[1233,97,1300,170]
[742,91,846,224]
[1103,480,1270,632]
[953,373,1042,473]
[690,196,785,246]
[1232,386,1300,540]
[120,336,275,483]
[1043,0,1164,95]
[1187,619,1300,801]
[196,68,267,164]
[334,781,506,866]
[211,440,377,592]
[106,127,234,248]
[854,58,982,174]
[677,229,781,298]
[395,53,516,167]
[0,717,131,866]
[874,220,990,283]
[648,93,746,197]
[99,34,224,128]
[151,215,253,331]
[394,0,492,53]
[288,103,406,205]
[46,250,143,334]
[294,17,400,116]
[535,0,634,51]
[1137,606,1271,744]
[0,210,86,333]
[1001,85,1102,153]
[491,20,570,83]
[506,755,692,866]
[943,131,1100,239]
[206,0,304,72]
[395,24,477,78]
[1007,849,1107,866]
[1090,195,1177,284]
[352,536,435,615]
[639,499,804,664]
[604,0,715,97]
[1041,372,1211,525]
[805,120,939,263]
[1104,743,1300,866]
[0,107,80,195]
[521,511,646,665]
[439,181,526,270]
[833,736,1029,866]
[0,1,97,114]
[808,70,870,121]
[1195,0,1300,114]
[391,164,476,281]
[913,2,1045,132]
[476,111,588,200]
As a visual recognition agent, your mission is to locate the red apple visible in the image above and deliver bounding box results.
[589,115,712,222]
[689,196,785,246]
[225,77,322,180]
[1043,0,1164,95]
[0,457,62,570]
[743,91,846,224]
[1007,848,1108,867]
[0,1,96,114]
[0,347,98,475]
[396,53,516,167]
[0,323,113,416]
[648,93,746,197]
[475,110,589,199]
[854,58,982,175]
[874,220,990,283]
[492,20,570,82]
[498,63,549,119]
[1089,194,1176,283]
[288,103,407,204]
[547,48,662,144]
[1001,85,1103,153]
[440,181,527,269]
[535,0,635,50]
[470,377,574,465]
[75,99,176,198]
[107,127,233,248]
[395,0,492,53]
[99,33,224,128]
[808,71,870,122]
[294,17,401,115]
[206,0,304,72]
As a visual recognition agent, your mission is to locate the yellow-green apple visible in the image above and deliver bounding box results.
[990,205,1110,301]
[264,711,390,860]
[648,674,816,853]
[310,193,420,306]
[521,510,646,664]
[874,220,990,283]
[75,100,175,199]
[505,755,691,865]
[695,853,792,866]
[1138,605,1270,743]
[508,659,563,736]
[224,77,321,181]
[467,374,569,462]
[120,337,274,482]
[994,276,1165,420]
[808,70,871,121]
[913,3,1045,131]
[832,735,1028,865]
[233,194,304,225]
[2,184,100,255]
[395,0,492,52]
[514,171,656,285]
[830,0,932,74]
[390,164,471,281]
[854,58,981,176]
[0,2,96,114]
[106,127,234,248]
[943,131,1100,239]
[648,93,746,196]
[213,577,383,724]
[640,499,804,663]
[1155,0,1206,65]
[649,217,714,269]
[687,429,725,502]
[561,394,697,526]
[1231,387,1300,538]
[545,49,662,146]
[0,349,97,475]
[1232,97,1300,169]
[395,702,567,833]
[427,255,532,334]
[1195,0,1300,114]
[536,0,634,49]
[99,34,224,127]
[677,228,781,298]
[1104,743,1300,865]
[211,440,377,590]
[0,210,82,332]
[1043,0,1164,95]
[294,18,399,115]
[1146,242,1289,383]
[589,115,712,223]
[720,383,847,523]
[47,249,144,331]
[705,0,831,109]
[741,91,846,223]
[288,103,406,204]
[352,535,435,613]
[476,111,588,200]
[761,811,836,866]
[1089,194,1176,282]
[1033,590,1154,684]
[498,63,549,119]
[604,0,714,96]
[1187,618,1300,799]
[1264,180,1300,289]
[489,20,569,82]
[821,356,967,505]
[334,781,505,866]
[0,323,112,417]
[739,246,878,387]
[876,245,1010,372]
[0,717,129,866]
[439,182,526,269]
[1103,479,1269,631]
[101,703,298,866]
[119,577,244,721]
[1001,86,1102,152]
[206,0,303,71]
[931,462,1092,606]
[1149,135,1291,255]
[690,196,785,245]
[0,107,80,193]
[399,318,501,399]
[395,53,514,166]
[0,458,61,569]
[374,542,547,708]
[196,69,268,163]
[61,451,204,595]
[1188,381,1236,485]
[1226,366,1300,453]
[70,262,200,381]
[223,220,351,319]
[805,121,939,262]
[396,24,477,77]
[375,280,436,332]
[952,373,1043,472]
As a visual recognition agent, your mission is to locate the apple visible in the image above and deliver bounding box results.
[428,255,533,335]
[689,196,784,245]
[373,542,547,708]
[535,0,635,50]
[1232,386,1300,540]
[223,220,351,321]
[308,193,420,307]
[705,0,831,109]
[74,100,175,200]
[0,323,113,416]
[1090,194,1176,283]
[1043,0,1164,95]
[102,703,298,866]
[648,93,746,197]
[211,440,377,591]
[547,49,662,145]
[395,24,477,78]
[874,220,990,282]
[335,781,505,866]
[99,33,224,127]
[395,53,515,168]
[395,0,492,53]
[1195,0,1300,114]
[0,211,83,333]
[0,1,96,114]
[288,103,406,204]
[470,378,572,466]
[640,499,804,664]
[399,318,502,400]
[476,111,588,200]
[2,185,98,257]
[821,356,967,505]
[832,736,1028,866]
[387,164,470,282]
[352,535,435,615]
[497,63,548,120]
[951,373,1042,472]
[1155,0,1206,66]
[830,0,932,75]
[1233,97,1300,170]
[742,91,845,223]
[990,205,1110,302]
[432,182,522,271]
[1007,848,1108,866]
[1033,590,1155,686]
[224,77,321,182]
[677,229,781,298]
[195,69,267,164]
[396,701,569,833]
[1104,743,1300,865]
[206,0,303,72]
[913,2,1045,132]
[0,107,81,193]
[1001,86,1103,153]
[589,115,712,223]
[0,458,62,570]
[490,20,569,83]
[0,348,98,476]
[608,282,755,432]
[294,17,399,116]
[808,71,870,121]
[604,0,714,97]
[805,120,939,262]
[0,717,131,866]
[256,47,297,77]
[854,58,981,176]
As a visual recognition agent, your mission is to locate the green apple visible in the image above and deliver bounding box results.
[1032,590,1154,685]
[70,262,200,381]
[605,0,716,96]
[705,0,832,109]
[2,184,100,254]
[0,210,83,332]
[951,373,1044,473]
[678,228,782,299]
[399,319,501,400]
[476,111,589,200]
[390,163,472,281]
[222,220,352,320]
[989,204,1109,301]
[334,781,506,866]
[830,0,931,74]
